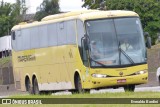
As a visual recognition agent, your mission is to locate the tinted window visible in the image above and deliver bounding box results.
[48,23,58,46]
[31,27,39,49]
[39,25,48,48]
[22,28,30,50]
[66,20,76,44]
[77,20,84,46]
[16,30,22,51]
[76,20,88,66]
[58,22,67,45]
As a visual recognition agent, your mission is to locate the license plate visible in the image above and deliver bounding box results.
[117,79,126,83]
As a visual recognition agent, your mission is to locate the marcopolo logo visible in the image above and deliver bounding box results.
[119,71,123,76]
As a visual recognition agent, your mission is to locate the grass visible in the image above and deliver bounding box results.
[0,57,11,66]
[1,105,160,107]
[10,91,160,98]
[4,92,160,107]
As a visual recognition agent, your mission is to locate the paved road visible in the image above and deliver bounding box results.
[54,86,160,95]
[0,86,160,98]
[90,86,160,94]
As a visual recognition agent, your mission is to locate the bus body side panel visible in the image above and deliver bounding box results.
[12,44,81,91]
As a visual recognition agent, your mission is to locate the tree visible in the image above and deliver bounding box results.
[82,0,160,44]
[0,0,27,37]
[10,0,27,25]
[0,1,12,36]
[34,0,60,21]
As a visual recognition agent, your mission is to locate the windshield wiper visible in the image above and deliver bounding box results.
[90,58,107,67]
[118,42,135,65]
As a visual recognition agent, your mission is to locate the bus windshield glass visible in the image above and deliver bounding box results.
[86,17,146,67]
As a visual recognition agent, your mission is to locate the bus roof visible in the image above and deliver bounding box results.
[41,10,99,21]
[12,10,139,30]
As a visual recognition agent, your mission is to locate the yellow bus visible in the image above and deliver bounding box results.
[11,10,151,94]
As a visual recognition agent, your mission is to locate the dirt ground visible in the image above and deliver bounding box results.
[0,72,158,97]
[0,84,27,97]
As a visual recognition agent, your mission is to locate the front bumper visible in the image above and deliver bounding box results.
[85,73,148,89]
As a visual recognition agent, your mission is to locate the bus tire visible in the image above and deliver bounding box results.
[33,78,40,95]
[159,76,160,86]
[25,78,33,94]
[72,73,90,94]
[75,75,83,93]
[84,89,90,93]
[124,85,135,92]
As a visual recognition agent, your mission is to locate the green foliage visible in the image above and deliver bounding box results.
[0,0,27,37]
[0,2,12,36]
[83,0,160,44]
[0,56,10,66]
[10,91,160,98]
[34,0,60,21]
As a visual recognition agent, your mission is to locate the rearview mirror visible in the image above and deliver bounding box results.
[146,36,151,49]
[145,32,151,49]
[83,34,89,50]
[144,32,149,37]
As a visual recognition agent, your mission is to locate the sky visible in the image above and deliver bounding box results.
[0,0,86,13]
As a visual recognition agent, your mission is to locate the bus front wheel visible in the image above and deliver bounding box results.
[124,85,135,92]
[33,78,40,95]
[75,75,83,93]
[72,74,90,94]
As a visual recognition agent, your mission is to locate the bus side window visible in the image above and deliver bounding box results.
[48,23,58,46]
[58,22,67,45]
[39,25,48,48]
[60,22,64,29]
[31,27,39,49]
[22,28,30,50]
[66,20,76,44]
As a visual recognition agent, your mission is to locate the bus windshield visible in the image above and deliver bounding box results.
[86,17,146,67]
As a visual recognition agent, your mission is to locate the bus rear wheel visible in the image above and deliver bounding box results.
[33,78,40,95]
[124,85,135,92]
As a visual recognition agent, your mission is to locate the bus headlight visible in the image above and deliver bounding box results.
[92,74,107,78]
[135,70,147,75]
